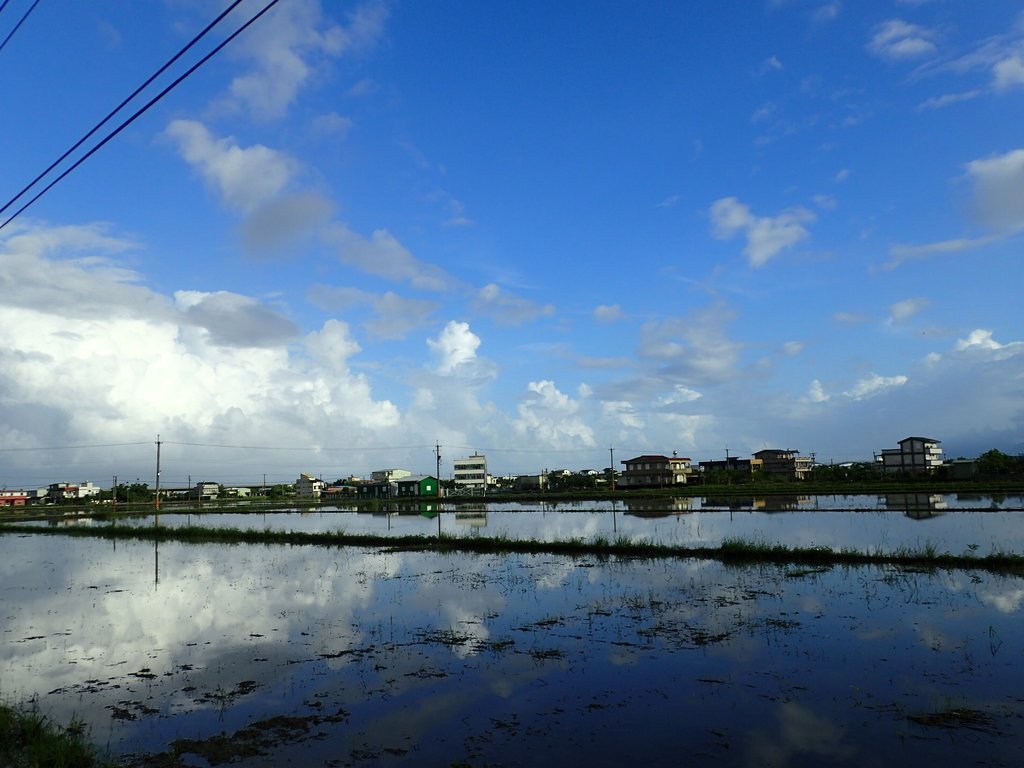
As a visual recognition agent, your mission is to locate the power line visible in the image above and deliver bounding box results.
[0,441,150,453]
[0,0,246,221]
[164,441,437,452]
[0,441,715,456]
[0,437,883,461]
[444,444,607,455]
[0,0,283,232]
[0,0,40,56]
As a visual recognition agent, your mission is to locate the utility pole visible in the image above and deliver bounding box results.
[609,446,615,492]
[154,434,162,512]
[112,475,117,514]
[435,442,442,497]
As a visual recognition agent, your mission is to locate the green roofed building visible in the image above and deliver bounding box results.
[395,475,439,498]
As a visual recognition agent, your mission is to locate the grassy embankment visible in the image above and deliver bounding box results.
[2,521,1023,573]
[0,702,115,768]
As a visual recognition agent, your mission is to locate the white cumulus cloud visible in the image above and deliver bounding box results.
[638,303,743,386]
[226,0,389,121]
[993,55,1024,90]
[601,401,644,430]
[843,373,909,400]
[593,304,624,323]
[311,112,355,136]
[806,380,830,403]
[165,120,299,214]
[965,148,1024,231]
[813,2,841,24]
[473,283,555,325]
[867,19,937,61]
[428,320,482,374]
[0,224,401,482]
[781,341,805,356]
[325,224,453,292]
[305,318,362,369]
[657,385,703,406]
[888,297,930,324]
[955,329,1024,358]
[709,197,815,267]
[514,381,596,449]
[307,285,437,339]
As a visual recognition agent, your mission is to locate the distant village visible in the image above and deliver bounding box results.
[2,435,1011,509]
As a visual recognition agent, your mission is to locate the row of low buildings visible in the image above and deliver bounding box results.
[295,470,440,500]
[292,457,483,500]
[293,438,948,497]
[0,481,101,507]
[0,438,950,505]
[617,449,814,489]
[618,437,946,489]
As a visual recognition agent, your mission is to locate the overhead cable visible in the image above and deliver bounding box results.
[0,0,246,222]
[0,0,40,56]
[0,0,282,232]
[0,441,150,452]
[165,441,437,453]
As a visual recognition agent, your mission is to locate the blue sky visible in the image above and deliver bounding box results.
[1,0,1022,488]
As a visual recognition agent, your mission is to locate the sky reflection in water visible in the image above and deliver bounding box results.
[1,532,1022,767]
[59,492,1024,556]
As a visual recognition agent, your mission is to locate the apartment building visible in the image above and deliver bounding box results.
[453,453,488,492]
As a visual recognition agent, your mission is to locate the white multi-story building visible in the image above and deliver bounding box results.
[371,468,412,483]
[296,472,327,498]
[46,482,101,502]
[453,453,489,493]
[880,437,944,473]
[192,481,220,500]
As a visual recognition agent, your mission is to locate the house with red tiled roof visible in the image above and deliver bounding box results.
[0,490,29,507]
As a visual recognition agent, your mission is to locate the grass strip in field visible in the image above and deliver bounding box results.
[2,522,1023,573]
[0,702,116,768]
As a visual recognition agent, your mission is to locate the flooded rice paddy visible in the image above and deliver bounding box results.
[27,493,1024,556]
[2,495,1024,766]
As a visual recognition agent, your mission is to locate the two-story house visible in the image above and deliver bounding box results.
[619,454,692,488]
[752,449,813,480]
[0,490,29,507]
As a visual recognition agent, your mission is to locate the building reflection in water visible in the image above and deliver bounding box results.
[752,496,815,512]
[622,497,694,518]
[455,506,487,529]
[883,493,948,519]
[702,496,755,511]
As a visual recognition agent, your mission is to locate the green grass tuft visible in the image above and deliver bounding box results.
[0,702,116,768]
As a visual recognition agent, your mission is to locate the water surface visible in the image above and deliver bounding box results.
[21,492,1024,556]
[1,532,1022,766]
